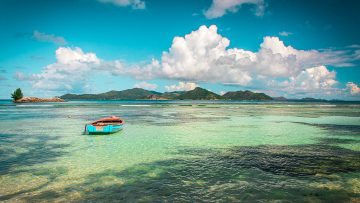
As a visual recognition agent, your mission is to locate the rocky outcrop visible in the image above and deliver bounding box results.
[14,97,65,103]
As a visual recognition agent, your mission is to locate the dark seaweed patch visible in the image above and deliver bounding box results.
[0,134,69,201]
[0,135,69,175]
[317,137,360,144]
[24,144,360,202]
[292,122,360,135]
[222,145,360,176]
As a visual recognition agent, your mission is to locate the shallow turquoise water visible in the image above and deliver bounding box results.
[0,101,359,202]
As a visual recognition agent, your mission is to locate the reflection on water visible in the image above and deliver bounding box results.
[0,101,359,202]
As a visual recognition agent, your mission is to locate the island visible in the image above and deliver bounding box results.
[11,87,336,102]
[222,90,272,100]
[11,88,65,103]
[14,97,65,103]
[60,87,274,101]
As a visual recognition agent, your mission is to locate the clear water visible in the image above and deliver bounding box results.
[0,100,359,202]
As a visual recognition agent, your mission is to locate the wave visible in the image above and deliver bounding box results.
[16,104,54,107]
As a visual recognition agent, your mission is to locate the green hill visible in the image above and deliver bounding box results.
[60,93,99,100]
[161,91,185,100]
[176,87,223,100]
[60,87,274,101]
[222,90,273,100]
[61,88,161,100]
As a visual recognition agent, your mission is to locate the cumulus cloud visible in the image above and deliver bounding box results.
[18,25,360,98]
[279,31,293,37]
[134,81,158,90]
[254,36,330,77]
[346,82,360,95]
[15,47,123,92]
[160,25,253,85]
[110,25,358,97]
[55,47,99,64]
[33,30,67,45]
[139,25,355,85]
[204,0,265,19]
[97,0,145,9]
[276,66,338,93]
[165,82,198,92]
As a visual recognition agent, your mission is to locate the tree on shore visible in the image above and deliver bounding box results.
[11,88,23,101]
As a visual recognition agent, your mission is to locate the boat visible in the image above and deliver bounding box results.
[85,116,125,134]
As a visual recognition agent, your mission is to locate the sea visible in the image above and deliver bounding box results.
[0,100,359,202]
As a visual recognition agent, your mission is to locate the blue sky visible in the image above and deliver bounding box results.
[1,0,360,99]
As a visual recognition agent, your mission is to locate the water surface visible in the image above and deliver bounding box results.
[0,100,359,202]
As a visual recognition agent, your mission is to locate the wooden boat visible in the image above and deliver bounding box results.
[85,116,125,134]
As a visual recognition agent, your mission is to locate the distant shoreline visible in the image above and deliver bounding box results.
[59,87,357,102]
[1,99,360,104]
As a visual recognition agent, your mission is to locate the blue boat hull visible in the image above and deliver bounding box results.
[85,124,123,134]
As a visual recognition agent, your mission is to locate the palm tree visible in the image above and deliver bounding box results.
[11,88,23,101]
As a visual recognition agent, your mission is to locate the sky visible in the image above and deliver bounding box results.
[0,0,360,99]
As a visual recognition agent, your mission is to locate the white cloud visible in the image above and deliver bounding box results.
[165,82,198,92]
[160,25,253,85]
[255,36,325,77]
[204,0,265,19]
[18,25,360,99]
[153,25,358,82]
[33,30,67,45]
[126,59,161,80]
[134,81,158,90]
[279,31,293,37]
[15,47,123,92]
[346,82,360,95]
[121,25,359,98]
[97,0,145,9]
[55,47,100,64]
[280,66,338,93]
[264,65,344,98]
